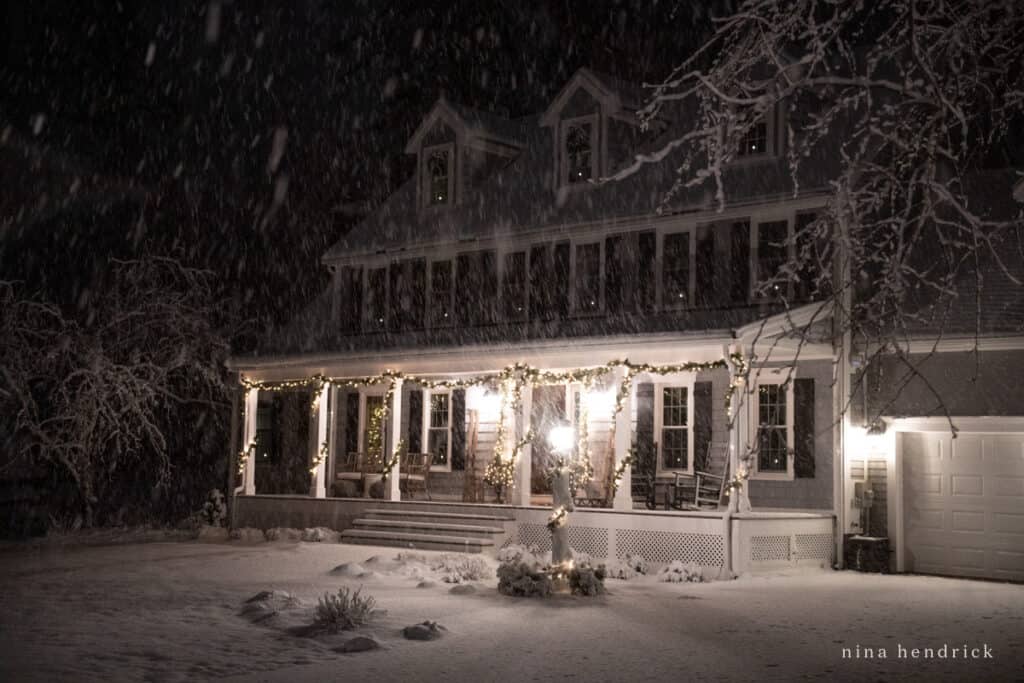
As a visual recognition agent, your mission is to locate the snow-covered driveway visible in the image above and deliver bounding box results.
[0,539,1021,682]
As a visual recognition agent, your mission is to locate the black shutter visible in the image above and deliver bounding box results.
[456,253,473,326]
[637,231,656,312]
[529,244,549,320]
[730,220,750,304]
[553,241,570,318]
[794,378,815,478]
[408,389,422,453]
[481,250,497,324]
[693,381,713,471]
[410,259,426,329]
[695,226,715,308]
[345,392,360,455]
[451,388,466,470]
[605,234,624,313]
[635,382,655,472]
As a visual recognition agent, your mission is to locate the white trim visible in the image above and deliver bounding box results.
[749,375,795,480]
[423,388,454,472]
[559,113,600,189]
[653,377,696,476]
[540,67,620,128]
[735,301,832,344]
[887,415,1024,433]
[888,335,1024,354]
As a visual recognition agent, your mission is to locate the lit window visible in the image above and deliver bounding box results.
[566,122,592,183]
[662,232,690,306]
[426,149,450,205]
[575,242,600,312]
[738,119,768,157]
[425,392,451,467]
[757,384,789,472]
[660,387,688,470]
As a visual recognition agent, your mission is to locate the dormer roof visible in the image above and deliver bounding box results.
[539,67,643,127]
[404,97,522,155]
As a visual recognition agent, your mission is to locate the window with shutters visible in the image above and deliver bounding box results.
[561,115,598,186]
[753,380,794,479]
[502,251,527,321]
[422,389,452,470]
[655,383,693,473]
[574,241,601,313]
[423,144,454,207]
[365,267,387,332]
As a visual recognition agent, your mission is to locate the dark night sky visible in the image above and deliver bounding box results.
[0,0,726,340]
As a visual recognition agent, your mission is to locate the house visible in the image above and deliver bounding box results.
[227,68,1024,581]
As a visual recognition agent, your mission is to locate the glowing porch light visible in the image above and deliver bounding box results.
[547,425,575,454]
[583,387,616,416]
[467,385,502,422]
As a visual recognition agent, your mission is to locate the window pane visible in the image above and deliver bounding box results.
[663,232,690,305]
[662,428,688,469]
[757,384,788,471]
[738,120,768,157]
[757,221,789,294]
[430,261,452,327]
[566,122,592,183]
[575,243,600,312]
[430,394,449,428]
[662,387,688,426]
[427,150,449,205]
[427,429,448,465]
[502,251,527,320]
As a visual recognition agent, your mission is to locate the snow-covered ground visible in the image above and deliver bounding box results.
[0,537,1021,682]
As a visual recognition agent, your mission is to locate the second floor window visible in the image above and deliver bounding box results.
[575,242,600,312]
[426,148,451,206]
[663,231,691,306]
[738,119,768,157]
[566,121,593,183]
[755,220,789,298]
[366,267,387,331]
[430,260,453,327]
[502,251,527,320]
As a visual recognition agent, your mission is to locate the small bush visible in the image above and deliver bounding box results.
[659,560,704,583]
[314,586,376,632]
[497,562,553,598]
[569,565,606,596]
[435,555,491,583]
[603,559,637,580]
[625,553,648,575]
[569,549,593,568]
[201,489,227,527]
[496,544,544,569]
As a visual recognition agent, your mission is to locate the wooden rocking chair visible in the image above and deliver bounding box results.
[401,452,434,500]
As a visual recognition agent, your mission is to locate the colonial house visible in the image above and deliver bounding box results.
[227,68,1024,581]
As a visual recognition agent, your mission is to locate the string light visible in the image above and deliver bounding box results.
[547,505,569,531]
[308,441,329,475]
[237,440,256,476]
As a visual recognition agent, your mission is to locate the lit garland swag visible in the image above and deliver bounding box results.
[238,356,747,490]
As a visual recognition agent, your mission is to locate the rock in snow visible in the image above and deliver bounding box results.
[402,621,447,641]
[416,580,436,589]
[329,562,366,577]
[334,636,381,653]
[448,584,476,595]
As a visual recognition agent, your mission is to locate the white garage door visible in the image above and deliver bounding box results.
[902,430,1024,581]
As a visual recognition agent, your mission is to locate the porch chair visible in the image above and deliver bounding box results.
[332,451,363,497]
[630,441,658,510]
[694,443,730,509]
[401,452,433,500]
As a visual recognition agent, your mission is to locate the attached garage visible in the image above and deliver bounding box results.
[897,420,1024,582]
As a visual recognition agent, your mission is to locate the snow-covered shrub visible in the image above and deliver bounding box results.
[265,527,303,542]
[229,527,266,542]
[395,551,429,564]
[603,559,637,580]
[497,562,553,598]
[569,565,606,596]
[569,549,593,568]
[314,586,376,632]
[200,489,227,527]
[301,527,339,543]
[496,544,544,569]
[625,553,648,575]
[659,560,704,583]
[435,555,491,583]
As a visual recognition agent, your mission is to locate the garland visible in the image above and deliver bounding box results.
[380,439,405,481]
[608,450,636,498]
[308,441,329,475]
[546,505,569,531]
[237,440,257,476]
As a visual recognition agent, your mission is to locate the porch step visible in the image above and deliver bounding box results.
[352,519,506,538]
[339,528,495,553]
[362,509,514,524]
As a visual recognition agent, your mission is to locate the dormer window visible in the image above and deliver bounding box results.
[559,115,598,187]
[738,119,768,157]
[567,122,592,183]
[423,144,454,207]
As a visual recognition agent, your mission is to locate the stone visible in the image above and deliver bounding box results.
[329,562,365,577]
[448,584,476,595]
[416,580,436,589]
[334,636,381,653]
[402,621,446,641]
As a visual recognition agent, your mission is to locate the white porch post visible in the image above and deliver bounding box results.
[384,378,403,501]
[725,344,752,513]
[242,387,258,496]
[512,380,532,507]
[612,365,633,510]
[311,382,330,499]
